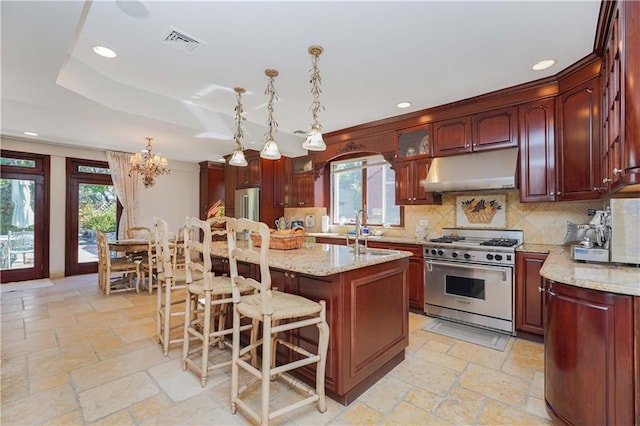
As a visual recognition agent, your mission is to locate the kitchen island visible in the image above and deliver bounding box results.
[210,241,412,405]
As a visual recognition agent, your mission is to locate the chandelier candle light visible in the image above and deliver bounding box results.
[129,137,170,188]
[228,87,248,167]
[302,45,326,151]
[260,69,282,160]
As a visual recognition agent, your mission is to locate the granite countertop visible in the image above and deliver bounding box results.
[210,241,412,277]
[307,232,428,246]
[538,245,640,297]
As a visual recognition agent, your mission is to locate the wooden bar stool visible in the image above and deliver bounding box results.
[182,216,253,387]
[227,218,330,425]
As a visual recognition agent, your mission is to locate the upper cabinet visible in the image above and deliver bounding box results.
[395,124,432,159]
[557,76,601,201]
[433,117,472,156]
[235,154,261,188]
[519,98,556,202]
[272,157,292,208]
[291,156,315,207]
[600,1,640,192]
[433,107,517,157]
[472,106,519,152]
[395,158,441,205]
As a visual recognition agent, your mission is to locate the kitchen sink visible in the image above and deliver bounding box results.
[350,247,389,256]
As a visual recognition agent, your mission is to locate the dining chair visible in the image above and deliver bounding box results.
[126,226,156,294]
[153,217,200,356]
[181,216,253,386]
[227,218,330,425]
[96,231,141,296]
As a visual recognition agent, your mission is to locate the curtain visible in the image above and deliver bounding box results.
[106,151,139,239]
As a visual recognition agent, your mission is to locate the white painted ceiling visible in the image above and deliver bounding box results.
[1,0,602,163]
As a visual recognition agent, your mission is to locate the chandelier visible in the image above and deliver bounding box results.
[228,87,248,167]
[260,69,282,160]
[302,45,327,151]
[129,137,170,188]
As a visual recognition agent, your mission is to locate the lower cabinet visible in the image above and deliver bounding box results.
[515,251,547,336]
[544,281,636,425]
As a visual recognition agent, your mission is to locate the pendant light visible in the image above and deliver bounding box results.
[228,87,248,167]
[260,69,282,160]
[302,45,327,151]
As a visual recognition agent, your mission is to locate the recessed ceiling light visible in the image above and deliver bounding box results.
[396,101,412,109]
[92,45,117,58]
[532,59,556,71]
[23,131,38,136]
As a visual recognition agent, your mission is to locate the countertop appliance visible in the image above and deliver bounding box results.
[424,228,523,335]
[569,198,639,266]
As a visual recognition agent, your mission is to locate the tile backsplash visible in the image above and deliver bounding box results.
[297,191,603,245]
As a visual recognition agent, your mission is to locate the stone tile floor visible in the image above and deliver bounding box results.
[1,274,551,425]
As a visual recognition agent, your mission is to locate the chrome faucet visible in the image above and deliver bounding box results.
[354,209,368,255]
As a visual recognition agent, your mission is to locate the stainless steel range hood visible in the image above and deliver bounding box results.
[421,147,519,193]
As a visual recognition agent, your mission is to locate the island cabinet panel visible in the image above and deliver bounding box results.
[557,77,601,201]
[471,106,518,152]
[515,252,547,336]
[367,241,424,311]
[519,98,556,202]
[544,281,635,426]
[433,116,472,156]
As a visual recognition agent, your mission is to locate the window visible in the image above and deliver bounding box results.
[330,154,400,226]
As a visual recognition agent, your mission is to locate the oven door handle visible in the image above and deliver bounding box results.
[425,259,509,281]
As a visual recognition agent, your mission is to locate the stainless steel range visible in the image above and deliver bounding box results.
[424,228,523,335]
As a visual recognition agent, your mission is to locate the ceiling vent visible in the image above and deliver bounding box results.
[162,27,206,55]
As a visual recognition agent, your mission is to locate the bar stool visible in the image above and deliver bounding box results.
[154,217,199,356]
[182,216,253,387]
[227,217,330,425]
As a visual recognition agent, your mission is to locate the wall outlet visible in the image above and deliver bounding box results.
[419,220,429,226]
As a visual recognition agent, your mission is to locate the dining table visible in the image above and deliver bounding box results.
[108,238,151,255]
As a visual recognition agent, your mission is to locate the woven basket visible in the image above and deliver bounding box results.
[464,210,497,224]
[250,229,305,250]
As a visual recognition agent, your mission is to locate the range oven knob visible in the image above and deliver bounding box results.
[494,254,503,261]
[437,249,444,256]
[451,252,458,258]
[464,253,471,259]
[486,253,494,260]
[431,249,437,255]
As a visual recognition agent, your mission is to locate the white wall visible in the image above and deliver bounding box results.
[1,136,199,277]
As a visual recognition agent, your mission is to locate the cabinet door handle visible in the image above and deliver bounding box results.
[603,178,612,184]
[549,192,554,196]
[613,168,622,174]
[473,143,478,147]
[557,191,562,195]
[538,286,545,293]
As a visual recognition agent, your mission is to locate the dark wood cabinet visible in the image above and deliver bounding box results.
[290,156,315,207]
[433,116,472,156]
[544,281,635,426]
[367,241,424,312]
[223,162,237,219]
[394,158,440,205]
[519,98,556,202]
[273,157,292,208]
[600,1,640,192]
[515,252,547,336]
[471,106,518,152]
[235,154,261,188]
[199,161,225,220]
[557,77,601,201]
[396,124,432,159]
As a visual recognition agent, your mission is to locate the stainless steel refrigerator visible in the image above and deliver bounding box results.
[234,188,260,222]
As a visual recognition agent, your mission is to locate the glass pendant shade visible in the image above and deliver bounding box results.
[260,137,281,160]
[302,125,326,151]
[228,148,248,166]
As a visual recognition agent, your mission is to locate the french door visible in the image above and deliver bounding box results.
[0,150,50,283]
[65,158,121,276]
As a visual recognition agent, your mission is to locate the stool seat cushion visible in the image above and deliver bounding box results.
[237,290,322,321]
